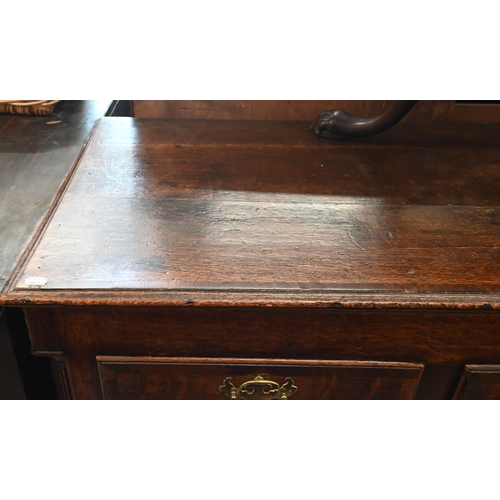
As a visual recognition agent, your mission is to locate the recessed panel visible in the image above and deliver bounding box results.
[98,356,424,400]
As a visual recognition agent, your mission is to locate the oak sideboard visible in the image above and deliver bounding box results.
[4,117,500,399]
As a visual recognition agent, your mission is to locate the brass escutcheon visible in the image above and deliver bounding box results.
[219,375,298,400]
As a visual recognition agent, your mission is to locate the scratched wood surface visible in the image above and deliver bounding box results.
[12,118,500,298]
[0,101,111,294]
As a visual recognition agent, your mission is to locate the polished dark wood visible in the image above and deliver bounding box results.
[132,100,387,121]
[7,118,500,303]
[453,365,500,399]
[312,101,417,138]
[0,101,111,399]
[132,100,500,125]
[6,115,500,399]
[21,305,500,399]
[0,100,112,294]
[453,102,500,123]
[97,357,423,400]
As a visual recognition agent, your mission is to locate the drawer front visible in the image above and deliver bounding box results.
[454,365,500,399]
[97,357,424,400]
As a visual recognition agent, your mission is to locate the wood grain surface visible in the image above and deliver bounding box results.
[0,101,111,295]
[453,365,500,399]
[132,100,500,124]
[10,118,500,305]
[36,306,500,365]
[132,100,388,121]
[12,112,500,400]
[23,304,500,399]
[97,356,423,400]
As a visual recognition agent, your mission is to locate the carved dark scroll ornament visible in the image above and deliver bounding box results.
[312,101,418,139]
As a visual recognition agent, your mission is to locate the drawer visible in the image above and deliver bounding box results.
[453,365,500,399]
[97,357,424,400]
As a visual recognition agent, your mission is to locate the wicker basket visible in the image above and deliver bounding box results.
[0,100,60,115]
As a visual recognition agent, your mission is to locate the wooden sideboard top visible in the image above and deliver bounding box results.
[5,117,500,308]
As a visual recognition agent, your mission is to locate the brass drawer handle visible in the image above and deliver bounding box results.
[219,375,298,400]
